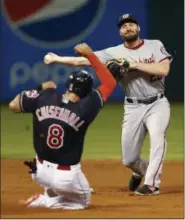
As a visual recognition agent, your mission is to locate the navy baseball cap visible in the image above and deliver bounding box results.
[117,13,138,28]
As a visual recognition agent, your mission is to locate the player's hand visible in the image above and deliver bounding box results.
[43,52,59,64]
[129,62,137,69]
[42,81,57,90]
[74,43,93,57]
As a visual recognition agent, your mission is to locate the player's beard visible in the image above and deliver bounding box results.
[121,31,139,43]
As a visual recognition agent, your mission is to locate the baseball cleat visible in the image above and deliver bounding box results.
[129,174,142,191]
[19,192,41,206]
[135,185,160,195]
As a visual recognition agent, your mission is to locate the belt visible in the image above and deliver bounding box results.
[37,158,71,171]
[126,94,164,105]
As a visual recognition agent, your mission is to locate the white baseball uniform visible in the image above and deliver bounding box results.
[95,39,172,188]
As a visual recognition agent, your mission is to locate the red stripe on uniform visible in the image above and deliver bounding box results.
[159,56,171,62]
[152,136,166,186]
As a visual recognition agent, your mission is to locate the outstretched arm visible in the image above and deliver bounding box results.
[44,52,90,66]
[9,81,57,113]
[74,43,116,101]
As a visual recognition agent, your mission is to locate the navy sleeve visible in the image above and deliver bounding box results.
[79,89,104,124]
[19,90,40,113]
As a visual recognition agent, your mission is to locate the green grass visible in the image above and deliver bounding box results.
[1,102,184,161]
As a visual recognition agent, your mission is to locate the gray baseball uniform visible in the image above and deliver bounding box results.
[95,39,172,188]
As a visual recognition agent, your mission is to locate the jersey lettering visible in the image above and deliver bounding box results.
[139,53,154,63]
[36,106,85,131]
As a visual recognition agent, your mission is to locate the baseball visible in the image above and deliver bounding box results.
[44,54,52,64]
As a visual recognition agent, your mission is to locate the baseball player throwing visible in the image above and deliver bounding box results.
[9,43,116,209]
[44,14,172,195]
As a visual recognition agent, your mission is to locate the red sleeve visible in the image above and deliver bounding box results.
[86,53,116,101]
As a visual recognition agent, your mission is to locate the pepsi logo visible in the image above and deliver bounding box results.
[2,0,106,48]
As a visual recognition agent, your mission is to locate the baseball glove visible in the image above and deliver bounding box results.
[24,158,37,174]
[106,58,130,81]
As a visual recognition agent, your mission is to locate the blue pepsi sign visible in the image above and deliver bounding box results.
[1,0,148,101]
[3,0,105,48]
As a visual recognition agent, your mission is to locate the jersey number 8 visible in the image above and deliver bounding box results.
[47,124,64,149]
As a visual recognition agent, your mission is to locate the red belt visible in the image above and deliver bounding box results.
[37,158,71,171]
